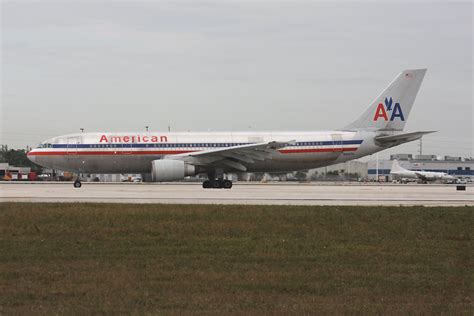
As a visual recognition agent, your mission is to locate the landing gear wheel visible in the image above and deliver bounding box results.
[73,180,82,188]
[223,180,233,189]
[203,178,233,189]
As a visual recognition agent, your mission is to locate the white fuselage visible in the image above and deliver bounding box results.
[26,69,430,181]
[27,130,381,174]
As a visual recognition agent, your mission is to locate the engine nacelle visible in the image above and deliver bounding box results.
[151,159,196,182]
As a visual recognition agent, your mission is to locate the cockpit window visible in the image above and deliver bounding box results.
[38,143,53,148]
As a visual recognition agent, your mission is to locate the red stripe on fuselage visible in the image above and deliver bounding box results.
[27,147,358,156]
[28,150,193,156]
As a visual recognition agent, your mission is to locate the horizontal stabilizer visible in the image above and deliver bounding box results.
[375,131,435,147]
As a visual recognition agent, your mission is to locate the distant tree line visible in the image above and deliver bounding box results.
[0,145,42,172]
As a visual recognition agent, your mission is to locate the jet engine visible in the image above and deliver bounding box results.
[151,159,196,182]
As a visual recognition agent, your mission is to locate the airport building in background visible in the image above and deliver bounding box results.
[308,161,368,181]
[367,154,474,181]
[0,163,34,180]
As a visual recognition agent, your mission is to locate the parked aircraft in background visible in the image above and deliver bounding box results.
[390,159,455,183]
[28,69,432,189]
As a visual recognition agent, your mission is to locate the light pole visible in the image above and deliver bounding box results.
[376,152,379,181]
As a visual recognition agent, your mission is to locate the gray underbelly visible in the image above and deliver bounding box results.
[36,151,344,174]
[36,155,162,173]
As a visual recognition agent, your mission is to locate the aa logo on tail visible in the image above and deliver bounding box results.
[373,97,405,122]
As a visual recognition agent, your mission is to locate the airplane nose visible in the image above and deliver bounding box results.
[27,151,36,163]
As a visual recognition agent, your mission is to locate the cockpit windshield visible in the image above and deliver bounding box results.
[37,143,53,148]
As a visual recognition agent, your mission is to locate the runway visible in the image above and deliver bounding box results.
[1,182,472,206]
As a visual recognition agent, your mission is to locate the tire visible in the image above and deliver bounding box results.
[202,180,212,189]
[223,180,233,189]
[212,180,222,189]
[73,180,82,188]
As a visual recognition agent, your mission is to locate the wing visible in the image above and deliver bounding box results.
[414,172,429,181]
[165,140,295,172]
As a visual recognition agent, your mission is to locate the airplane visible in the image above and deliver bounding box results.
[27,68,434,189]
[390,159,455,183]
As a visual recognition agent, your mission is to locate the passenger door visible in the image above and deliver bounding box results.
[331,133,343,156]
[67,136,81,155]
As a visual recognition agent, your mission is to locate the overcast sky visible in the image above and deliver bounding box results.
[1,1,472,158]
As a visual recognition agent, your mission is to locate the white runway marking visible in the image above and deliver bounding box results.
[1,182,472,206]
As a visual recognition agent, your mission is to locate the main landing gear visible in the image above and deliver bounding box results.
[202,169,233,189]
[73,179,82,188]
[202,179,233,189]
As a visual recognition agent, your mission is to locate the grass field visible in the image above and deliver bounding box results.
[0,203,472,314]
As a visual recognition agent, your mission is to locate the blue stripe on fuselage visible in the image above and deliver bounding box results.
[52,140,363,149]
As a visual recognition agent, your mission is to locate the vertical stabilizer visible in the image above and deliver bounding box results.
[390,159,406,173]
[345,69,427,131]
